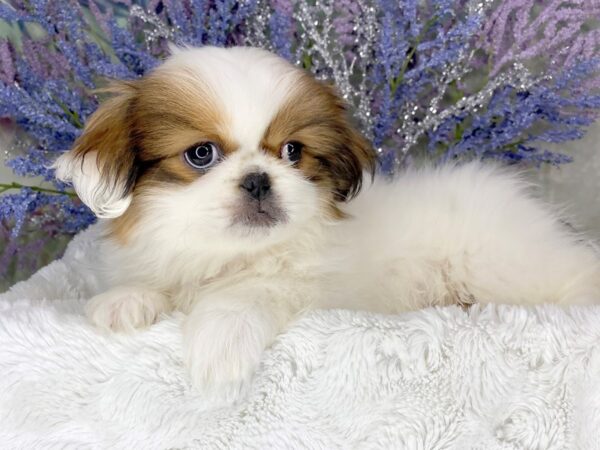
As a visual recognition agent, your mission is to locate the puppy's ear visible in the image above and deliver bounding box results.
[329,115,376,201]
[53,82,138,218]
[319,85,377,202]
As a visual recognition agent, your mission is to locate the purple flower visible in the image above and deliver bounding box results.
[0,40,16,84]
[483,0,600,75]
[269,0,295,60]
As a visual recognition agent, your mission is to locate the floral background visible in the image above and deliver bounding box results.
[0,0,599,291]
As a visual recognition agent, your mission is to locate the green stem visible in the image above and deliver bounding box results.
[0,182,77,198]
[53,97,84,129]
[390,16,438,96]
[503,139,526,151]
[302,52,313,70]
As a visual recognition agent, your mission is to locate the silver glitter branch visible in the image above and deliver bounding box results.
[294,0,378,139]
[129,5,176,46]
[295,1,352,88]
[390,0,497,168]
[349,0,379,139]
[243,0,275,50]
[398,63,543,165]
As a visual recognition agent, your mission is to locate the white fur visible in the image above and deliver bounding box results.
[52,151,132,218]
[65,47,600,400]
[182,281,293,402]
[86,286,171,333]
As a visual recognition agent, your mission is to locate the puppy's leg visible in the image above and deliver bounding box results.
[460,218,600,307]
[181,280,300,401]
[86,286,172,332]
[393,164,600,307]
[445,190,600,306]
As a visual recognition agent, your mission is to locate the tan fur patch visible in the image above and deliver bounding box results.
[70,84,138,196]
[128,68,238,162]
[71,69,237,243]
[262,73,376,217]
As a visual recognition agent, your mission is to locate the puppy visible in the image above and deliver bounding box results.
[54,46,600,400]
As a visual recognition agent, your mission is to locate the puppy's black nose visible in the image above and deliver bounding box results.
[240,172,271,201]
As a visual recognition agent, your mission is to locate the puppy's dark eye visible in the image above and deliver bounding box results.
[280,141,303,164]
[184,142,220,169]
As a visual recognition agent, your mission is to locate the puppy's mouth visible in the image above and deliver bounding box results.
[232,198,287,228]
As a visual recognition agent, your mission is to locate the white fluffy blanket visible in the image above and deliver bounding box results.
[1,226,600,449]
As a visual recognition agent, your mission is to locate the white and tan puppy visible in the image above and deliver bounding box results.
[55,46,600,400]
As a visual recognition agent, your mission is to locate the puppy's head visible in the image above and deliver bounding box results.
[55,46,375,251]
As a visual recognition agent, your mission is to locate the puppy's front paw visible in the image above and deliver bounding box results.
[86,286,171,333]
[183,305,276,403]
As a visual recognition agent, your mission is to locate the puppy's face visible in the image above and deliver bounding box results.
[56,47,375,252]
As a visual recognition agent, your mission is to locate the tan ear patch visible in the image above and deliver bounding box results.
[70,82,138,198]
[101,69,236,243]
[262,73,376,211]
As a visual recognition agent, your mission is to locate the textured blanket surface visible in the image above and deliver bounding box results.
[1,226,600,449]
